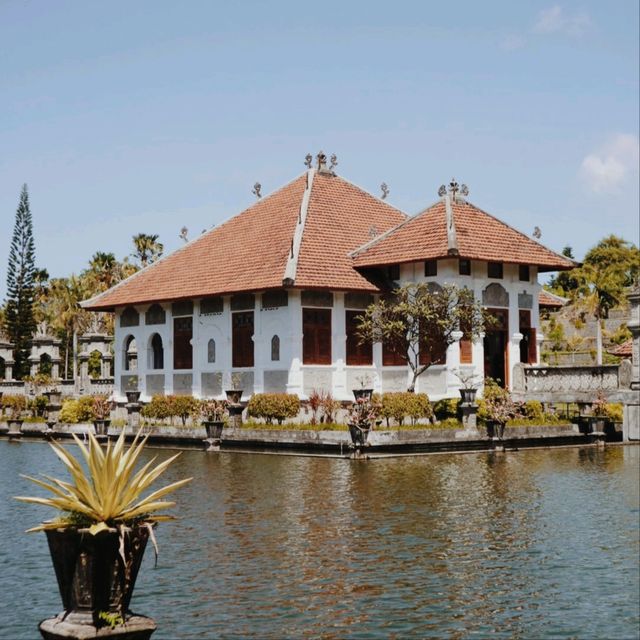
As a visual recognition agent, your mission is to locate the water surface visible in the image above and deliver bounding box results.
[0,441,638,639]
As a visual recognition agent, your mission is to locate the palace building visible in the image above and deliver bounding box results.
[82,153,575,402]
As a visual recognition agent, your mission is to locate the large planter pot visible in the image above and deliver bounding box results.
[459,388,478,404]
[45,525,150,626]
[203,420,224,440]
[44,390,62,406]
[486,420,506,440]
[225,389,243,404]
[348,423,370,447]
[352,388,374,402]
[126,391,141,404]
[7,418,23,433]
[93,419,111,436]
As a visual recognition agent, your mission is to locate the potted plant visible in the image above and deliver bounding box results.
[453,368,481,404]
[15,429,191,631]
[5,394,27,434]
[200,398,228,440]
[481,379,520,441]
[347,395,380,450]
[92,395,112,436]
[352,375,374,401]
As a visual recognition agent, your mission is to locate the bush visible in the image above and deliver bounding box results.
[523,400,544,422]
[29,395,49,418]
[1,394,28,417]
[141,395,173,422]
[604,403,623,422]
[59,397,95,423]
[247,393,300,424]
[379,392,432,426]
[433,398,460,421]
[170,396,200,426]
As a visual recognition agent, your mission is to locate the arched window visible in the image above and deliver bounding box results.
[39,353,52,375]
[207,339,216,363]
[145,304,166,325]
[124,335,137,372]
[271,335,280,361]
[0,356,6,380]
[120,307,140,328]
[150,334,164,370]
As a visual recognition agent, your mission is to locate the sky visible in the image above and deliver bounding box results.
[0,0,638,299]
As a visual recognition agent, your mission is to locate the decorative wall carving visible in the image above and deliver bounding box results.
[482,283,509,307]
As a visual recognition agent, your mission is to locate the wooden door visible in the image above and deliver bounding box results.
[232,312,254,368]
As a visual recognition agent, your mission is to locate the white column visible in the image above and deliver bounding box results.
[252,301,264,394]
[286,291,304,397]
[333,293,348,400]
[447,330,464,392]
[191,301,202,398]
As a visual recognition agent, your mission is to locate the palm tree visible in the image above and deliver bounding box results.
[132,234,163,268]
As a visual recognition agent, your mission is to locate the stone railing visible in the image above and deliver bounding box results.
[512,361,632,403]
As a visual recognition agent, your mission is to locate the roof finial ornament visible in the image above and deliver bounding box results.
[439,179,469,201]
[316,150,327,171]
[252,182,262,198]
[438,184,447,197]
[329,154,338,172]
[304,153,313,169]
[533,226,542,239]
[448,178,459,196]
[381,182,389,199]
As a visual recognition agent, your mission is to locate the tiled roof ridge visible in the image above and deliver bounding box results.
[456,199,578,267]
[540,288,569,303]
[81,172,308,309]
[350,198,438,258]
[282,169,314,285]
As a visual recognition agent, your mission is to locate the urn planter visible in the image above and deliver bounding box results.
[486,420,506,440]
[44,390,63,406]
[203,420,224,440]
[44,526,150,627]
[348,423,370,448]
[7,418,23,434]
[224,389,243,404]
[125,391,141,404]
[459,388,478,404]
[93,419,111,437]
[352,388,374,402]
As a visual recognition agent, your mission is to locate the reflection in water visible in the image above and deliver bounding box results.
[0,443,638,639]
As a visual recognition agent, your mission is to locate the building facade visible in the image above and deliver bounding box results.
[83,155,574,402]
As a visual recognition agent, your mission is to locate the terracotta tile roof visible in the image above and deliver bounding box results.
[538,290,569,308]
[294,173,407,290]
[83,171,407,310]
[608,339,632,358]
[351,198,577,272]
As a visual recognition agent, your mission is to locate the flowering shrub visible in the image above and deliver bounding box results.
[199,398,228,422]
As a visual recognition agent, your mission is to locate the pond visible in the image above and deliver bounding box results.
[0,441,638,639]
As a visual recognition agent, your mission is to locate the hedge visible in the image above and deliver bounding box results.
[247,393,300,424]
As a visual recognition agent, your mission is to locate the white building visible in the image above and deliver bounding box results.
[83,155,575,402]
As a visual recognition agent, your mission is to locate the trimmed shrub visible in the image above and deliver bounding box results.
[29,395,49,418]
[59,397,95,423]
[141,395,173,422]
[170,396,199,426]
[523,400,544,422]
[247,393,300,424]
[1,394,28,417]
[433,398,460,421]
[379,392,432,426]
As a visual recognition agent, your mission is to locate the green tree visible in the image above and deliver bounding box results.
[357,283,491,392]
[547,246,581,296]
[132,233,163,268]
[574,235,640,364]
[4,185,37,379]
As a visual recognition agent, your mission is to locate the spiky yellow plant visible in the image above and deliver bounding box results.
[15,429,192,535]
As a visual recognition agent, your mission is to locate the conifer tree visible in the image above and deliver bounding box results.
[4,184,37,379]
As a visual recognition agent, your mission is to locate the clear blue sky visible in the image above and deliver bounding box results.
[1,0,638,299]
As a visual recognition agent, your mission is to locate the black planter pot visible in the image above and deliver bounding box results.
[348,423,370,447]
[93,419,111,436]
[125,391,141,404]
[486,420,506,440]
[203,420,224,440]
[352,388,374,402]
[45,526,149,626]
[225,389,243,404]
[459,388,478,404]
[7,418,23,433]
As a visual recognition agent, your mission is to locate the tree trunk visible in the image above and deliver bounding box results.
[596,316,603,366]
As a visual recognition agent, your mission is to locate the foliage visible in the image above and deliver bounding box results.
[377,392,432,426]
[479,379,521,426]
[347,395,380,430]
[98,611,124,630]
[522,400,544,422]
[606,323,632,346]
[3,185,37,379]
[547,246,580,296]
[141,396,173,422]
[88,350,103,379]
[131,233,163,268]
[308,389,322,425]
[319,392,341,423]
[15,429,191,534]
[544,316,566,351]
[435,418,463,429]
[1,394,28,417]
[247,393,300,424]
[92,395,112,421]
[59,397,95,423]
[198,398,228,422]
[357,283,491,391]
[432,398,460,421]
[170,396,199,426]
[241,420,348,431]
[29,395,49,418]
